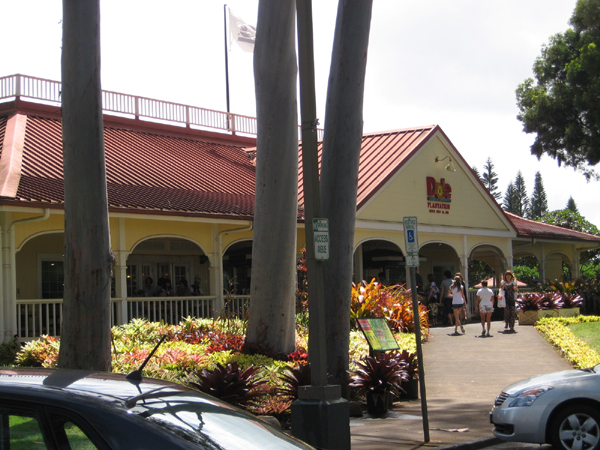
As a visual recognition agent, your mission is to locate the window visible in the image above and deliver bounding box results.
[41,260,64,299]
[0,404,102,450]
[0,409,49,449]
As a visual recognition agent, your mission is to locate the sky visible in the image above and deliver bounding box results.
[3,0,599,228]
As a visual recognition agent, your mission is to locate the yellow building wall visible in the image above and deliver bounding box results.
[358,134,510,233]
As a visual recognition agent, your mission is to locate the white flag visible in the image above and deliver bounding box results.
[229,9,256,53]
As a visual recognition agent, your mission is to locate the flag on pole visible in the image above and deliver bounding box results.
[228,8,256,53]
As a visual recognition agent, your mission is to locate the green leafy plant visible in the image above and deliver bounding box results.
[0,338,20,366]
[14,335,60,368]
[186,362,267,407]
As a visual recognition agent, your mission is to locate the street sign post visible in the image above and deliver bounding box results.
[313,218,329,261]
[402,216,429,442]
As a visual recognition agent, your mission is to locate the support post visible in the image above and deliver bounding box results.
[409,266,430,443]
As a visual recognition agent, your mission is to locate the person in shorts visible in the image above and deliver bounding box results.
[476,279,495,337]
[451,276,466,335]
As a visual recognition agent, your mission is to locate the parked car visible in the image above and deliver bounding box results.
[0,367,313,449]
[490,364,600,450]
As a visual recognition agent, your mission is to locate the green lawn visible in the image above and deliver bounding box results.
[569,321,600,353]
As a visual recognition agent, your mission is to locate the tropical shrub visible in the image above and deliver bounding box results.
[14,335,60,368]
[351,279,429,335]
[186,362,267,407]
[349,352,410,397]
[536,316,600,369]
[516,293,541,311]
[279,363,311,400]
[0,338,20,366]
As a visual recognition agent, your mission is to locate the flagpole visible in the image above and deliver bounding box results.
[223,4,231,115]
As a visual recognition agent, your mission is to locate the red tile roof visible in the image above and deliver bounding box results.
[2,114,257,218]
[298,126,437,208]
[505,211,600,242]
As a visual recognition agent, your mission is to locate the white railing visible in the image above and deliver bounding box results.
[223,295,250,318]
[15,295,255,340]
[0,74,325,139]
[0,74,257,136]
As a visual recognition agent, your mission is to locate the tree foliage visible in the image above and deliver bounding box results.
[541,209,600,266]
[503,171,529,216]
[528,171,548,220]
[567,196,579,213]
[541,209,600,235]
[516,0,600,180]
[481,158,502,200]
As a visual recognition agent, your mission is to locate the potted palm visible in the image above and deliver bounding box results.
[349,352,409,415]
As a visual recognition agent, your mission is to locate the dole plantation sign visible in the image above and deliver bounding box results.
[426,176,451,214]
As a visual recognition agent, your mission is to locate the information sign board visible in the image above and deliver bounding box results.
[356,318,400,352]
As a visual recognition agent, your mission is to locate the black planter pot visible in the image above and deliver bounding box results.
[366,390,389,415]
[400,378,419,400]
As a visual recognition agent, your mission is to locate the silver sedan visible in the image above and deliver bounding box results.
[491,364,600,450]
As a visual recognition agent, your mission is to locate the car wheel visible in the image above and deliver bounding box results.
[551,405,600,450]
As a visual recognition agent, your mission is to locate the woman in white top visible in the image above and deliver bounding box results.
[476,280,495,337]
[451,276,466,335]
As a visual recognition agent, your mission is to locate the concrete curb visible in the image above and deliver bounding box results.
[436,437,502,450]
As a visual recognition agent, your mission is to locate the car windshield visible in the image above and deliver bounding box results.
[132,391,308,449]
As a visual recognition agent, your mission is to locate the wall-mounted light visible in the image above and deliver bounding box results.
[435,155,456,172]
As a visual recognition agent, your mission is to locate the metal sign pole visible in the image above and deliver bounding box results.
[410,266,430,443]
[404,216,429,443]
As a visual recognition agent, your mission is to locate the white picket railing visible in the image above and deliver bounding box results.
[0,74,257,136]
[15,295,251,341]
[0,73,325,139]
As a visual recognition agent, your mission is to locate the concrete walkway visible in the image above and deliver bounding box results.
[350,320,572,449]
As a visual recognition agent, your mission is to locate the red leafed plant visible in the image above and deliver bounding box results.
[287,346,308,363]
[186,362,266,407]
[278,363,312,400]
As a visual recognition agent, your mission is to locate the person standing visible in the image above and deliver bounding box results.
[439,270,454,326]
[451,276,466,334]
[476,280,495,337]
[426,274,440,326]
[456,272,468,324]
[501,270,518,333]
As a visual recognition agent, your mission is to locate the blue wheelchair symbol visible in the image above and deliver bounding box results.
[407,230,415,242]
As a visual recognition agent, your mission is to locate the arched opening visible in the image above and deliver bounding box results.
[512,251,540,287]
[469,244,507,288]
[223,240,253,295]
[545,252,571,282]
[418,242,460,288]
[127,237,209,297]
[16,232,65,300]
[354,240,405,286]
